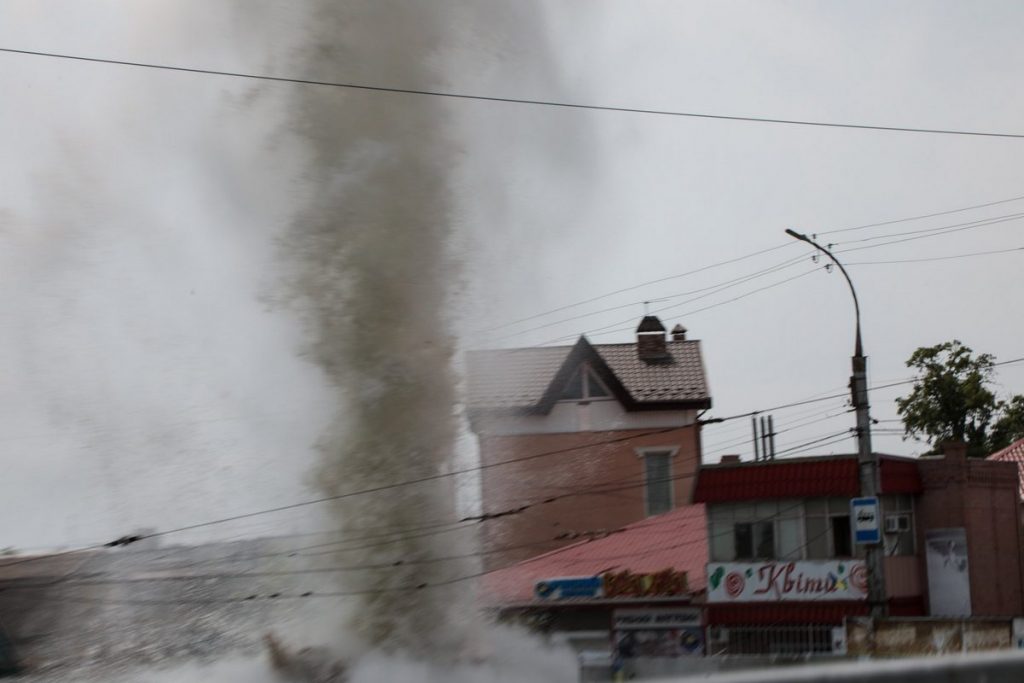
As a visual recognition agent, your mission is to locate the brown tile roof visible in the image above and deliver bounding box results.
[988,437,1024,499]
[465,338,710,411]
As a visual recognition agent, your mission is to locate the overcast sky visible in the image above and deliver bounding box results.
[0,1,1022,549]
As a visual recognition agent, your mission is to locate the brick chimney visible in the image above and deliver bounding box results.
[636,315,669,362]
[940,440,968,463]
[671,324,687,341]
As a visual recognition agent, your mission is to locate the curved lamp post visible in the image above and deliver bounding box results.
[785,229,887,619]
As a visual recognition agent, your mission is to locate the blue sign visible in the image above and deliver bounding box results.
[851,497,880,545]
[534,576,604,600]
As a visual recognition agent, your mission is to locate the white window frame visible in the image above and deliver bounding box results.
[558,362,615,403]
[636,446,680,516]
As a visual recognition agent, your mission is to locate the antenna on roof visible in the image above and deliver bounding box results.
[752,414,777,461]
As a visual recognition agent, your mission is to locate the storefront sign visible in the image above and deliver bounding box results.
[614,608,701,630]
[613,609,704,657]
[851,497,880,545]
[602,568,689,598]
[534,576,603,600]
[707,561,868,602]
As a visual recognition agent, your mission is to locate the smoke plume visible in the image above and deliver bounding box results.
[281,1,475,658]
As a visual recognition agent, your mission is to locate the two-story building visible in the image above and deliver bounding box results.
[691,442,1024,656]
[465,316,711,569]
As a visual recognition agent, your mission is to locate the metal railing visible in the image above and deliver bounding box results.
[708,625,837,657]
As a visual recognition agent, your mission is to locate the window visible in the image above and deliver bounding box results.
[708,500,803,562]
[735,521,774,560]
[709,499,876,562]
[803,498,861,559]
[882,495,915,556]
[831,515,852,557]
[643,451,673,516]
[559,364,611,401]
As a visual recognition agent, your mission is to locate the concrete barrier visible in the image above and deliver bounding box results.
[660,649,1024,682]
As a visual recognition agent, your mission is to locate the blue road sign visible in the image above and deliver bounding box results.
[851,496,881,545]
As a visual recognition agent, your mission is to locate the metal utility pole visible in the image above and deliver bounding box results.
[785,229,887,619]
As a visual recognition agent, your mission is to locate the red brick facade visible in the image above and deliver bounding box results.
[478,425,702,569]
[916,446,1024,616]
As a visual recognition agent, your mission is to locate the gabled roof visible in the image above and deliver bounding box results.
[465,336,711,412]
[693,454,922,503]
[481,504,707,606]
[988,437,1024,499]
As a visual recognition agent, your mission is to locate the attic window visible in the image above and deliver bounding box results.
[559,365,611,401]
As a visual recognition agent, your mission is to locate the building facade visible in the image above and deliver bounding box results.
[692,443,1024,656]
[466,316,711,569]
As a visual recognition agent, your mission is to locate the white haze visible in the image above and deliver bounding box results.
[42,626,577,683]
[0,0,592,679]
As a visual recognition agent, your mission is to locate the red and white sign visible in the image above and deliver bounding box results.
[707,561,868,603]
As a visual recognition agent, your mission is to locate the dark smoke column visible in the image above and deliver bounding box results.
[283,2,473,657]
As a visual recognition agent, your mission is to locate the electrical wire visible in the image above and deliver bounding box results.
[3,47,1023,139]
[539,267,823,346]
[4,358,1021,574]
[486,193,1024,338]
[846,245,1023,266]
[492,252,807,341]
[818,192,1024,236]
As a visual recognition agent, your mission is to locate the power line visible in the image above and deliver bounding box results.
[846,245,1024,266]
[480,244,795,334]
[539,206,1022,344]
[832,213,1024,256]
[819,192,1024,236]
[539,267,822,346]
[487,193,1024,338]
[773,430,854,458]
[709,356,1024,425]
[6,358,1022,572]
[3,47,1024,138]
[492,253,807,341]
[2,503,797,607]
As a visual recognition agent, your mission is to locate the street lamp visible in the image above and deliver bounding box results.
[785,229,887,619]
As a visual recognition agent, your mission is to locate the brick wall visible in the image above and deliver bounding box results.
[916,449,1024,616]
[477,425,701,570]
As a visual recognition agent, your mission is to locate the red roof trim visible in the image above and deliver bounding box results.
[694,455,921,503]
[706,596,924,625]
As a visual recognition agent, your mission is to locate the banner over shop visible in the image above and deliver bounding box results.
[707,560,868,602]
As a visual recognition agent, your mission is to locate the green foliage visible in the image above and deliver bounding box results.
[896,340,1005,457]
[990,395,1024,453]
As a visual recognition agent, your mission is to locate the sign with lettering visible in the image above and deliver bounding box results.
[534,576,603,600]
[614,608,701,630]
[851,497,880,545]
[602,569,689,599]
[613,609,705,657]
[707,561,868,603]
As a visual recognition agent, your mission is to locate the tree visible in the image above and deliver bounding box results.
[896,341,999,458]
[990,395,1024,453]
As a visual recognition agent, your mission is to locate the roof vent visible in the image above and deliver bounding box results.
[720,454,741,464]
[671,324,687,341]
[636,316,669,363]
